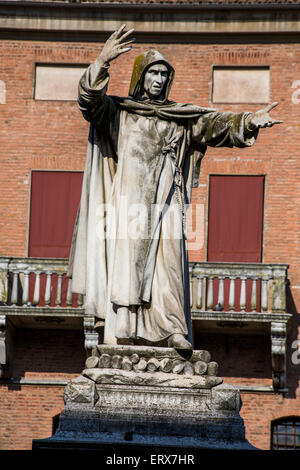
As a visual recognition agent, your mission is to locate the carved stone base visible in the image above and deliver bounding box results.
[32,345,255,450]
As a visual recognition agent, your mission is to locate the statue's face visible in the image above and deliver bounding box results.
[143,63,168,100]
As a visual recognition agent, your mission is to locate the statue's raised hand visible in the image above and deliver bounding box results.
[249,102,283,129]
[99,24,135,64]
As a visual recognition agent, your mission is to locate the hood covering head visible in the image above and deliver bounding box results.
[129,50,174,102]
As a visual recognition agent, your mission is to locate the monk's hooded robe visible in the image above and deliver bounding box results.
[68,50,258,345]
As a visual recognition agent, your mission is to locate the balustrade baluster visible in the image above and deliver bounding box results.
[22,272,29,305]
[217,277,225,308]
[261,278,269,312]
[196,276,203,310]
[77,294,83,307]
[207,277,214,310]
[55,274,63,306]
[45,272,52,306]
[33,272,41,306]
[240,276,247,312]
[11,272,19,305]
[251,277,258,312]
[229,276,235,311]
[66,278,73,306]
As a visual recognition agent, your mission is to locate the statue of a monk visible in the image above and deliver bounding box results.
[68,25,282,351]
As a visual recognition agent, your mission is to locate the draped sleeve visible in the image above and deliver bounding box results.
[78,58,118,134]
[191,111,258,148]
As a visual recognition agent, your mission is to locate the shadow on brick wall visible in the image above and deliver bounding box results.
[10,329,86,380]
[193,328,272,381]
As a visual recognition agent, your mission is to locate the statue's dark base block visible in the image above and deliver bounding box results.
[32,345,256,451]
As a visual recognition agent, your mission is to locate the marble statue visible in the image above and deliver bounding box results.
[68,25,282,351]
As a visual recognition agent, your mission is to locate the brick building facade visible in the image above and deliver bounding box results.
[0,0,299,450]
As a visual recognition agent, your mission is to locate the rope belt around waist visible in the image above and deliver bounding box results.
[162,143,186,230]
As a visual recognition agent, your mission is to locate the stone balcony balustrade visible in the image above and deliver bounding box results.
[0,256,291,390]
[0,257,83,308]
[189,261,288,316]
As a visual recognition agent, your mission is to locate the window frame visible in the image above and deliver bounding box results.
[33,62,88,102]
[211,65,271,105]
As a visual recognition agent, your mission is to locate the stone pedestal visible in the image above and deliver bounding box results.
[32,345,255,450]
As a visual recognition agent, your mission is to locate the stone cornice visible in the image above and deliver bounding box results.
[0,0,300,42]
[1,1,300,11]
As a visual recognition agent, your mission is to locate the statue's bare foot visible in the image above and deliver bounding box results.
[168,334,192,351]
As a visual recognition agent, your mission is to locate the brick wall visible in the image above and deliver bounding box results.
[0,329,86,450]
[0,384,64,450]
[240,392,300,450]
[0,38,299,450]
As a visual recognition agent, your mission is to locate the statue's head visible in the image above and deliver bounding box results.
[129,50,174,102]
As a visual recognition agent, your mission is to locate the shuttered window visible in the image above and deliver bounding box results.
[208,175,264,263]
[27,171,83,306]
[207,175,264,311]
[29,171,83,258]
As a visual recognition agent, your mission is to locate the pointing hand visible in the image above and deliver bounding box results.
[248,102,283,129]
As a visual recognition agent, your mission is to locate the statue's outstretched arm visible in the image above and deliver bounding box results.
[192,110,257,148]
[192,102,282,149]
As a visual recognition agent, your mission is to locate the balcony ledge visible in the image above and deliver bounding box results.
[192,310,292,324]
[0,305,84,317]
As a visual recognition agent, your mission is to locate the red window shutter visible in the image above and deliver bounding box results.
[27,171,83,307]
[29,171,83,258]
[207,175,264,312]
[208,175,264,263]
